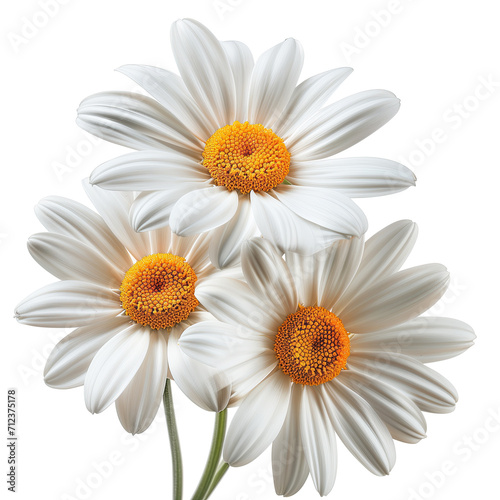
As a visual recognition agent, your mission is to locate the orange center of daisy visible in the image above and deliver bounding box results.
[120,253,198,330]
[274,306,350,386]
[202,121,290,194]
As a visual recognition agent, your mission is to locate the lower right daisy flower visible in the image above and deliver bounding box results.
[179,220,475,497]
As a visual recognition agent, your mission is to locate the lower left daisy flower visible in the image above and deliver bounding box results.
[15,180,232,434]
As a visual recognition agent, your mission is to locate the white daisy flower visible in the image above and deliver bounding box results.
[77,19,415,268]
[178,221,475,496]
[15,180,234,434]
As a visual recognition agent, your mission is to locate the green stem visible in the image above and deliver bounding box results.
[163,379,183,500]
[202,462,230,500]
[191,409,228,500]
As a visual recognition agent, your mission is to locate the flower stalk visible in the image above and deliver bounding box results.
[163,379,183,500]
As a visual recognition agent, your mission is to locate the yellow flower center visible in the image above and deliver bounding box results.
[120,253,198,330]
[202,121,290,194]
[274,306,350,386]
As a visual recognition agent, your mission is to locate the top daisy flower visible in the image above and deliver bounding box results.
[78,19,416,268]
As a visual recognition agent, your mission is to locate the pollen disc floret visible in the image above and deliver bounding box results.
[202,121,291,194]
[274,306,350,386]
[120,253,198,330]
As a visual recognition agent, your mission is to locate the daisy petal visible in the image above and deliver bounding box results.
[83,180,151,261]
[179,321,277,404]
[350,317,476,363]
[310,236,364,311]
[150,226,171,254]
[209,196,258,269]
[167,326,231,412]
[130,186,202,233]
[115,331,168,434]
[335,220,418,313]
[169,187,239,237]
[272,386,309,497]
[171,19,235,130]
[222,41,254,122]
[325,379,396,476]
[179,321,271,369]
[242,238,298,317]
[288,90,400,161]
[341,264,450,333]
[251,191,346,255]
[348,351,458,413]
[90,150,210,191]
[274,185,368,237]
[248,38,304,127]
[299,385,337,496]
[15,281,122,328]
[338,370,427,444]
[84,324,151,413]
[44,315,132,389]
[28,233,123,288]
[224,370,292,466]
[287,157,416,197]
[77,91,202,157]
[117,64,211,139]
[35,196,132,273]
[274,67,352,139]
[195,277,282,335]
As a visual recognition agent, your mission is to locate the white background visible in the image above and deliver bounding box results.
[2,1,499,499]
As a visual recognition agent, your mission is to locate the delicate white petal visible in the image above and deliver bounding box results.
[325,379,396,476]
[341,264,450,333]
[90,150,210,190]
[167,326,231,412]
[338,370,427,444]
[171,19,235,130]
[172,231,212,273]
[251,190,346,255]
[117,64,211,139]
[179,321,277,404]
[195,277,282,335]
[179,321,271,369]
[350,317,476,363]
[242,238,298,317]
[274,67,352,139]
[130,185,205,233]
[272,386,309,497]
[248,38,303,127]
[15,281,122,328]
[209,196,257,269]
[115,331,168,434]
[224,370,292,466]
[299,385,337,496]
[77,91,202,157]
[28,233,123,288]
[82,180,151,261]
[287,157,416,197]
[150,226,171,254]
[285,236,363,310]
[169,187,239,237]
[288,90,400,161]
[336,220,418,313]
[348,351,458,413]
[274,185,368,237]
[222,41,254,122]
[35,196,132,273]
[84,324,151,413]
[44,315,132,388]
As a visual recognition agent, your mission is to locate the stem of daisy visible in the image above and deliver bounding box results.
[163,379,183,500]
[191,409,228,500]
[201,462,230,500]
